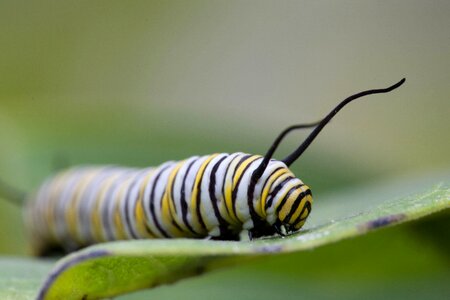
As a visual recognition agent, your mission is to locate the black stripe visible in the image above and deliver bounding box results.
[247,157,283,227]
[265,176,294,209]
[221,153,240,218]
[208,155,229,235]
[169,166,181,215]
[243,158,264,226]
[102,172,129,241]
[275,184,303,214]
[166,166,184,231]
[133,170,157,237]
[131,170,155,236]
[247,164,283,227]
[293,201,312,227]
[78,170,105,230]
[76,169,108,242]
[259,166,284,197]
[171,219,183,232]
[99,178,117,241]
[259,168,287,210]
[67,174,91,242]
[230,155,253,220]
[149,165,172,238]
[180,159,198,235]
[195,156,217,231]
[123,176,140,239]
[283,189,312,223]
[232,155,252,178]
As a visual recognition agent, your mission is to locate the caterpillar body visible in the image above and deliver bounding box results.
[0,78,405,255]
[26,153,312,254]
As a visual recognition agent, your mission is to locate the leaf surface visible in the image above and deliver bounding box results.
[33,183,448,300]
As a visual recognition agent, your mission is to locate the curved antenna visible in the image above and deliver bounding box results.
[251,120,321,183]
[282,78,406,166]
[0,179,26,206]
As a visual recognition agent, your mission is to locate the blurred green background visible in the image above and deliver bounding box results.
[0,1,449,299]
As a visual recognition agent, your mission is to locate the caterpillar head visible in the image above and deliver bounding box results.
[260,165,313,236]
[249,160,313,238]
[250,78,405,237]
[272,182,313,236]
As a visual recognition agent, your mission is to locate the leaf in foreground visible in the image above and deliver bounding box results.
[33,184,448,300]
[0,257,54,300]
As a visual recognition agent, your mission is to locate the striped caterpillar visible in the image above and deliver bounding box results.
[1,79,405,255]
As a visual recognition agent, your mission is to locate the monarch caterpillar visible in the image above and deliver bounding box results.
[1,79,405,256]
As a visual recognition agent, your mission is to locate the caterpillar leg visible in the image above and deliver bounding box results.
[240,230,251,241]
[208,232,240,241]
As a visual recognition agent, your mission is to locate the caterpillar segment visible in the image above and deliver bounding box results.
[25,153,312,255]
[16,78,405,255]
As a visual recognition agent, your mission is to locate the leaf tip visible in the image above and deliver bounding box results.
[36,249,110,300]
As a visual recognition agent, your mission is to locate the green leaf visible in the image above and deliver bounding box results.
[35,183,448,300]
[0,257,55,300]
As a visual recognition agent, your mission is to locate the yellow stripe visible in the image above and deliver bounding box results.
[46,170,71,241]
[294,219,307,230]
[260,170,291,216]
[273,181,299,213]
[191,154,219,232]
[293,197,312,230]
[161,162,185,237]
[230,155,260,220]
[278,188,304,221]
[113,188,127,240]
[232,156,260,190]
[223,155,245,223]
[134,170,156,238]
[290,188,311,223]
[111,178,133,240]
[300,197,312,220]
[90,173,122,241]
[66,169,102,243]
[166,162,184,223]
